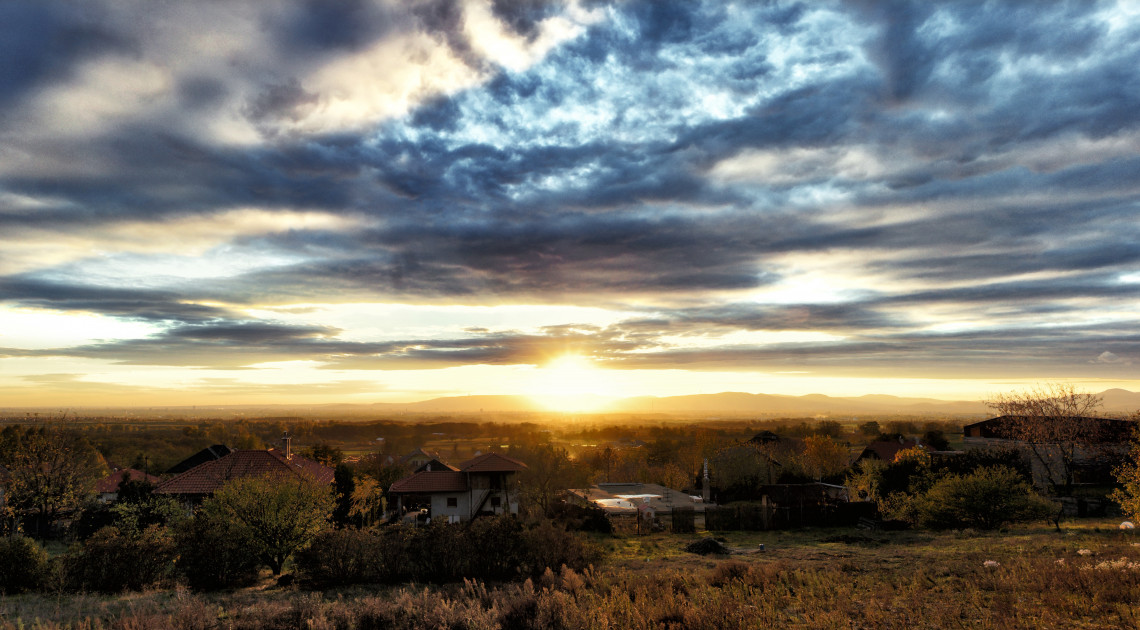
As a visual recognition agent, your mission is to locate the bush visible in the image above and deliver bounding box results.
[295,528,383,587]
[518,519,601,576]
[64,525,176,592]
[296,516,601,587]
[546,502,613,534]
[913,466,1056,530]
[0,535,50,593]
[175,511,261,591]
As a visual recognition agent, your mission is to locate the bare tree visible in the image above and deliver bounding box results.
[513,443,586,515]
[984,383,1107,495]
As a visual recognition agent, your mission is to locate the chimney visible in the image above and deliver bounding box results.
[282,431,292,459]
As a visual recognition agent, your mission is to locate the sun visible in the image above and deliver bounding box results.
[526,354,620,413]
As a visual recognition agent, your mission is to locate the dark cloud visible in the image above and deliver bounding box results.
[285,0,392,52]
[490,0,556,41]
[413,0,482,68]
[245,78,320,124]
[0,278,232,324]
[2,0,1139,389]
[0,2,132,109]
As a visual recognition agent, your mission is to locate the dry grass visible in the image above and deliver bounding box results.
[3,520,1139,629]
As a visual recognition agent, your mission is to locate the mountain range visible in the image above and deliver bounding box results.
[11,389,1138,420]
[350,388,1140,417]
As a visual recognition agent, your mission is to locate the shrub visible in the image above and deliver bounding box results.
[546,502,613,534]
[175,511,261,591]
[518,519,601,576]
[295,528,383,587]
[63,525,176,592]
[298,516,600,587]
[913,466,1056,530]
[0,535,50,593]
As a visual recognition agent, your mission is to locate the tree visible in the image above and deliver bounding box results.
[513,443,586,515]
[799,435,849,481]
[348,476,385,528]
[858,421,882,437]
[923,430,950,451]
[0,425,105,537]
[710,443,778,500]
[332,463,355,527]
[199,474,334,575]
[306,444,344,467]
[985,383,1106,495]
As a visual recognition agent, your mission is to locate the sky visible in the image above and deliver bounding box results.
[1,0,1139,410]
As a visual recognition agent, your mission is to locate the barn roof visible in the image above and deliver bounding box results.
[963,415,1135,442]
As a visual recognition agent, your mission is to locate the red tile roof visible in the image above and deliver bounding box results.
[387,452,526,494]
[388,471,468,494]
[859,439,921,462]
[95,469,160,494]
[155,449,334,496]
[459,452,527,472]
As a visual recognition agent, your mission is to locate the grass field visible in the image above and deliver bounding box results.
[3,519,1139,629]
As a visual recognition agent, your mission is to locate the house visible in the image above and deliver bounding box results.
[387,452,526,523]
[155,437,333,508]
[963,415,1135,488]
[95,468,160,503]
[854,437,923,465]
[400,448,443,470]
[165,444,233,474]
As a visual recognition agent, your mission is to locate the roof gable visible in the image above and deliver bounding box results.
[459,452,527,472]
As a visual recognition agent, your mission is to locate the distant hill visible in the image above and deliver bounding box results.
[6,389,1136,420]
[1100,389,1140,413]
[607,392,989,416]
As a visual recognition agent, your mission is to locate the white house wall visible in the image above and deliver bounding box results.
[429,493,470,524]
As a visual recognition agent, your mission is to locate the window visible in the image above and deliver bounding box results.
[446,497,458,508]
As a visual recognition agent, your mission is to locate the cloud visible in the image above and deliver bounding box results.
[1092,351,1132,366]
[2,0,1140,398]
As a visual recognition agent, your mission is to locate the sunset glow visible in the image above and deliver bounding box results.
[526,356,620,413]
[1,1,1138,409]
